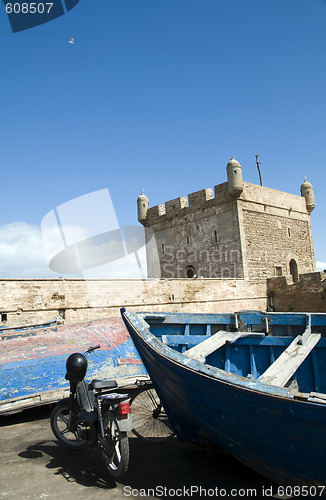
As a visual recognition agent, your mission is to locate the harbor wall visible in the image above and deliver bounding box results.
[1,272,325,328]
[267,272,326,312]
[0,278,267,327]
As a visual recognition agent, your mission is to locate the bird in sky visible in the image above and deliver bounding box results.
[68,37,75,44]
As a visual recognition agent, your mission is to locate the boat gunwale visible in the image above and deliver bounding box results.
[137,310,326,327]
[122,309,326,404]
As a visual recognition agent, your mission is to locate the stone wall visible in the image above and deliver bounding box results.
[144,182,246,279]
[2,272,325,327]
[146,200,244,279]
[141,179,315,282]
[267,272,326,312]
[239,183,315,281]
[0,278,267,327]
[241,210,315,280]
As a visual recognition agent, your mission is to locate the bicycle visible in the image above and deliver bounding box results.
[129,380,175,442]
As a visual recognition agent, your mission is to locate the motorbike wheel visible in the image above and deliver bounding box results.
[101,410,129,478]
[130,386,175,442]
[50,399,87,449]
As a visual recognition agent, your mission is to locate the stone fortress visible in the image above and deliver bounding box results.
[138,157,316,283]
[0,157,324,327]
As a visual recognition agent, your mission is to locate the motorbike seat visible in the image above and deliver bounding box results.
[89,379,118,391]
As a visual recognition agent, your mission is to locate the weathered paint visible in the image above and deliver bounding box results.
[122,308,326,489]
[0,318,57,340]
[0,317,147,414]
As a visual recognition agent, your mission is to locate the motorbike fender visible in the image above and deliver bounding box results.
[116,414,133,432]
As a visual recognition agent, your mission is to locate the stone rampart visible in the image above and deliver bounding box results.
[2,272,325,327]
[267,272,326,312]
[0,278,267,327]
[143,181,308,226]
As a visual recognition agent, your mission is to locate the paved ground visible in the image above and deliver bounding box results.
[0,405,285,500]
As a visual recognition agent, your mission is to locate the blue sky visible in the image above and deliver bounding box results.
[0,0,325,277]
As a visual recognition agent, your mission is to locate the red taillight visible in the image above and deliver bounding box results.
[118,402,131,415]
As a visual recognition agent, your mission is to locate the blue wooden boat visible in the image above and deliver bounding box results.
[121,309,326,488]
[0,318,58,340]
[0,317,147,415]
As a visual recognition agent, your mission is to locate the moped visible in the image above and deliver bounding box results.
[50,345,132,478]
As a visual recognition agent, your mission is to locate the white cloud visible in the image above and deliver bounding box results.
[0,222,150,279]
[316,261,326,271]
[0,222,58,278]
[83,245,148,279]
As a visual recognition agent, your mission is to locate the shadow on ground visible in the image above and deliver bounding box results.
[11,405,276,499]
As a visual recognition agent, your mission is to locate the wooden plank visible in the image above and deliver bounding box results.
[294,392,326,404]
[181,324,190,353]
[308,391,326,402]
[184,331,264,362]
[258,333,321,387]
[308,397,326,404]
[161,334,206,346]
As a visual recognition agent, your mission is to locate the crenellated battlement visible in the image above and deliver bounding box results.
[142,180,311,225]
[138,156,315,227]
[214,182,229,200]
[142,183,233,224]
[188,188,213,206]
[137,157,316,283]
[146,204,166,219]
[165,196,188,214]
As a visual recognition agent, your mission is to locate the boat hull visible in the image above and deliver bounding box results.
[0,317,147,414]
[122,309,326,488]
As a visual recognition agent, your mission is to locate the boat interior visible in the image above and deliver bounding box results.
[140,311,326,399]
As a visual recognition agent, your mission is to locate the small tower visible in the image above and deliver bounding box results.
[137,189,149,223]
[300,178,315,214]
[226,156,243,197]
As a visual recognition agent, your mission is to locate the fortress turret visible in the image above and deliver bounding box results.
[226,156,243,197]
[137,189,149,223]
[300,178,315,214]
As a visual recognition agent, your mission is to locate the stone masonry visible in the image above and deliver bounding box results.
[0,278,267,327]
[138,158,315,282]
[268,272,326,312]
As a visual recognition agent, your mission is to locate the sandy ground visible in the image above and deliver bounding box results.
[0,405,287,500]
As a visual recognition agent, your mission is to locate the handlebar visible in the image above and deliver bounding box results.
[84,345,101,355]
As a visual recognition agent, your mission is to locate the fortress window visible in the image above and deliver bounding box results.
[214,231,218,243]
[185,266,196,278]
[289,259,298,282]
[1,313,7,322]
[288,228,291,237]
[186,236,190,245]
[162,243,165,254]
[275,266,283,277]
[58,309,66,320]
